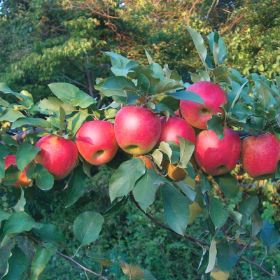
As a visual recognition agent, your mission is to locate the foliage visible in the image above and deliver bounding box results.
[0,26,280,279]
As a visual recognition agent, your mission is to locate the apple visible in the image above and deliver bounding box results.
[242,133,280,177]
[195,128,241,175]
[180,81,227,129]
[160,116,196,145]
[76,120,118,165]
[114,106,161,155]
[4,155,32,187]
[35,135,78,179]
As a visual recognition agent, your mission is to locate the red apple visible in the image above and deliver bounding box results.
[180,81,227,129]
[4,155,32,187]
[114,106,161,155]
[160,116,196,145]
[242,133,280,177]
[76,120,118,165]
[35,135,78,179]
[195,128,241,175]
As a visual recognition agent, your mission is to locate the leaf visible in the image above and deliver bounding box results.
[216,241,239,271]
[30,245,56,280]
[16,143,40,171]
[2,247,29,280]
[187,27,208,68]
[48,83,96,108]
[121,262,144,280]
[168,90,204,104]
[109,158,146,202]
[207,115,224,139]
[205,239,217,273]
[105,52,138,77]
[0,83,15,94]
[161,183,190,235]
[3,212,36,235]
[0,159,4,180]
[239,196,259,218]
[133,169,165,211]
[27,165,54,191]
[36,97,75,115]
[0,109,25,122]
[210,270,229,280]
[73,211,104,246]
[215,174,239,198]
[65,167,88,208]
[158,142,172,161]
[33,224,65,245]
[0,210,11,223]
[151,150,163,168]
[13,189,26,212]
[67,110,89,136]
[260,221,280,248]
[209,197,228,228]
[95,76,137,98]
[0,239,14,277]
[176,181,196,201]
[12,118,51,129]
[178,138,195,168]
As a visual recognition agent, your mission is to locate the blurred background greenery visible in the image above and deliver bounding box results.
[0,0,280,279]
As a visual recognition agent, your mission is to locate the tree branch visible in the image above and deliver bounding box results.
[131,196,275,278]
[57,251,108,280]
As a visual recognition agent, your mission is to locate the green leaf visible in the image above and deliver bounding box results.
[178,138,195,168]
[67,110,89,136]
[239,196,259,218]
[168,90,204,104]
[36,97,75,115]
[105,51,138,77]
[216,241,239,271]
[109,158,146,202]
[65,167,88,208]
[215,174,239,198]
[0,109,25,122]
[158,142,172,161]
[73,211,104,246]
[0,159,4,180]
[0,210,11,223]
[13,189,26,212]
[0,239,14,278]
[16,143,40,171]
[161,183,190,235]
[2,247,29,280]
[33,224,65,245]
[12,118,51,129]
[48,83,96,108]
[176,181,196,201]
[3,212,36,235]
[187,27,208,68]
[30,245,56,280]
[207,115,224,139]
[133,169,165,211]
[0,144,11,158]
[205,239,217,273]
[95,76,137,98]
[27,165,54,191]
[260,221,280,248]
[209,197,228,228]
[0,83,15,94]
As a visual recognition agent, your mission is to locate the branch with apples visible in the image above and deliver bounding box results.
[0,28,280,279]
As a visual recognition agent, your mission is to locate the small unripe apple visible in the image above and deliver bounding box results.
[180,81,227,129]
[35,135,78,179]
[76,120,118,165]
[4,155,32,187]
[160,116,196,145]
[114,106,161,155]
[242,133,280,177]
[195,128,241,176]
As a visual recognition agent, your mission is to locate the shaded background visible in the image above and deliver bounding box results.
[0,0,280,279]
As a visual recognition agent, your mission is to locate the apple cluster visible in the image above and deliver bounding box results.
[4,81,280,186]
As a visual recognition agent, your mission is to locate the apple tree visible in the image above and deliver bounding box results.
[0,27,280,279]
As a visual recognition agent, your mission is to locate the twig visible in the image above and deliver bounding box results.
[11,127,45,142]
[131,197,275,278]
[131,195,207,248]
[57,251,108,280]
[241,256,275,277]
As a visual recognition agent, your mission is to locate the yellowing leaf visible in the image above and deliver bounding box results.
[210,270,230,280]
